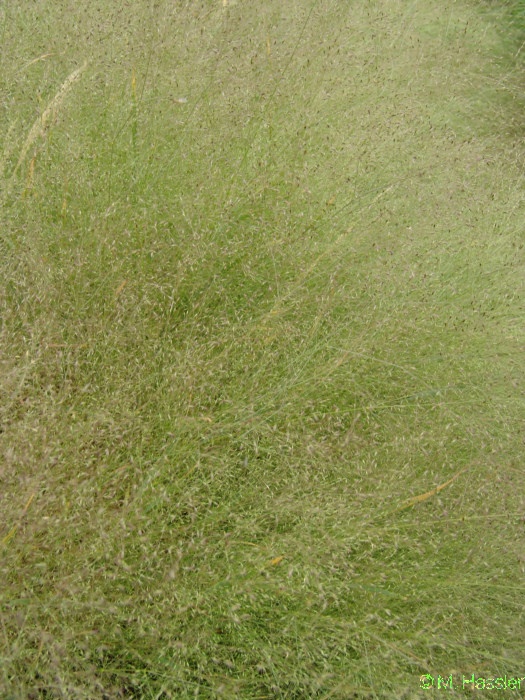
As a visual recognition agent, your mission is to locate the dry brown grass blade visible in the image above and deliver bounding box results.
[395,468,468,512]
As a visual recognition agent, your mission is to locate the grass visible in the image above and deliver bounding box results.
[1,0,524,698]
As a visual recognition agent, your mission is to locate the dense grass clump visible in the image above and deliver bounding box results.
[1,1,524,698]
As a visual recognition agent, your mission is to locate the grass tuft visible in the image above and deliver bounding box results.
[1,1,524,698]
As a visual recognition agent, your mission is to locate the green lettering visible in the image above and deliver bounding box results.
[437,675,454,689]
[494,678,505,690]
[462,674,475,688]
[507,678,517,690]
[475,677,486,690]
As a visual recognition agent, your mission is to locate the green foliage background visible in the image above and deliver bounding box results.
[0,1,523,698]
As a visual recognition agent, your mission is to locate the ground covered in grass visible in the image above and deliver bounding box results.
[1,1,524,698]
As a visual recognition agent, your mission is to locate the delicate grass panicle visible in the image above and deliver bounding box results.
[1,0,524,698]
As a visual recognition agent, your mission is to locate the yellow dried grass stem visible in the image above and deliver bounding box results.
[13,60,88,179]
[395,468,467,512]
[19,52,54,73]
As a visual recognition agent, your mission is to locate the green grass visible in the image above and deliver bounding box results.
[485,1,525,36]
[1,1,524,698]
